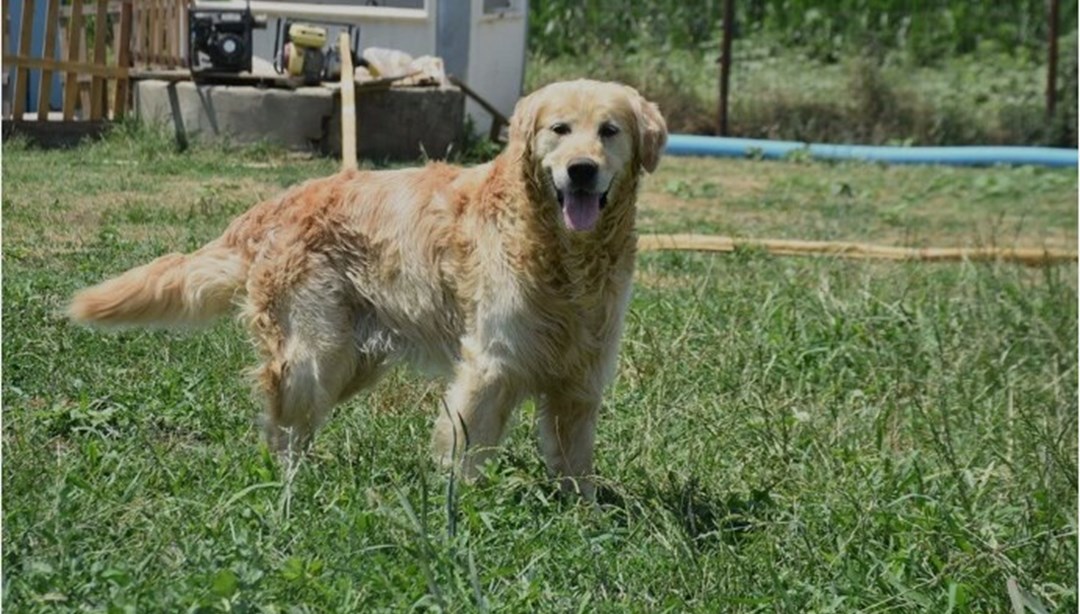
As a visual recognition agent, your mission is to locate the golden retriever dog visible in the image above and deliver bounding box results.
[69,79,667,499]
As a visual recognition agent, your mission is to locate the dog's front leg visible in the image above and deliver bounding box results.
[536,390,600,501]
[432,354,523,479]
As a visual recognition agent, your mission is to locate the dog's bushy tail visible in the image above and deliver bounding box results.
[68,241,247,329]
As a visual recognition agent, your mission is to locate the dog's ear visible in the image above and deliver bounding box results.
[624,86,668,173]
[508,88,542,149]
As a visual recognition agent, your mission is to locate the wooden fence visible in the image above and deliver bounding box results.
[3,0,187,123]
[131,0,187,69]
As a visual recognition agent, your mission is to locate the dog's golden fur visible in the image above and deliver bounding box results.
[69,80,667,499]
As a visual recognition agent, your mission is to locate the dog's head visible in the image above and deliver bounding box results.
[509,80,667,232]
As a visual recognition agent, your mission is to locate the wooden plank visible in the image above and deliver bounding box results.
[130,1,140,64]
[171,0,180,66]
[636,234,1079,267]
[150,0,161,66]
[130,67,192,81]
[133,1,143,64]
[58,1,120,18]
[89,0,109,119]
[56,11,68,103]
[108,5,121,112]
[158,0,168,66]
[188,70,296,88]
[36,0,61,120]
[3,54,129,77]
[167,0,177,67]
[143,0,151,64]
[339,31,357,171]
[144,1,153,64]
[162,0,171,66]
[448,76,508,142]
[77,25,90,114]
[62,0,84,120]
[12,0,36,120]
[179,0,187,66]
[112,1,132,118]
[145,1,153,63]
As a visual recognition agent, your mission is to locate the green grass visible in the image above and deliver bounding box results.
[3,130,1077,612]
[637,156,1077,248]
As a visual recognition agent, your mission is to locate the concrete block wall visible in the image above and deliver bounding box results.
[133,80,464,161]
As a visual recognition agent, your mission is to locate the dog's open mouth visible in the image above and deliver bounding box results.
[556,189,609,232]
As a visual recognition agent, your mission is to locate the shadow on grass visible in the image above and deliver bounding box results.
[596,472,776,549]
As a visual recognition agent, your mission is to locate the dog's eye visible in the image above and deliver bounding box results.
[551,122,571,136]
[599,123,620,138]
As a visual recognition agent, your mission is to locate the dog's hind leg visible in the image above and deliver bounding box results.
[536,390,600,500]
[248,280,363,461]
[432,352,524,478]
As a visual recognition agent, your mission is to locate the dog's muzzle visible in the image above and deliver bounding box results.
[554,158,609,232]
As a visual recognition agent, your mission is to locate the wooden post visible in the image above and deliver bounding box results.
[179,0,188,66]
[89,0,108,120]
[717,0,734,136]
[340,31,357,170]
[1046,0,1059,119]
[62,0,84,120]
[37,0,61,120]
[77,24,90,114]
[12,0,36,120]
[172,0,182,66]
[144,0,151,65]
[161,0,170,67]
[151,0,161,66]
[165,0,175,67]
[113,1,132,118]
[131,2,141,65]
[139,2,148,65]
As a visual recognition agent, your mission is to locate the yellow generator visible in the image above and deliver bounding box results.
[274,21,359,85]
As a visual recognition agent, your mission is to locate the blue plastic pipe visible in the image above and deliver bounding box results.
[664,134,1078,168]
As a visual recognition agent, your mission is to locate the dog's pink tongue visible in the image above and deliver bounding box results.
[562,192,601,231]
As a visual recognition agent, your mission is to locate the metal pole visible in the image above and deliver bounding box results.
[718,0,733,136]
[1047,0,1059,119]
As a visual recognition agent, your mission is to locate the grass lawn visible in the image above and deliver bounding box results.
[3,130,1077,612]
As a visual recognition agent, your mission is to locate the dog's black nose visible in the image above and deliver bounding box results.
[567,158,599,186]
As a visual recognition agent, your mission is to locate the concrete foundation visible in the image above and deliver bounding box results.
[133,80,464,161]
[325,85,466,160]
